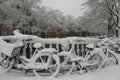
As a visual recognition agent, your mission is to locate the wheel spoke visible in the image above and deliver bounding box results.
[86,54,103,71]
[48,63,57,68]
[0,55,14,74]
[33,54,59,77]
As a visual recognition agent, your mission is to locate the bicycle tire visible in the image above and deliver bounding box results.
[85,54,103,71]
[33,53,60,77]
[0,52,15,74]
[107,51,118,65]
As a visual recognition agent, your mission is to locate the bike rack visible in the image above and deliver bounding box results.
[0,35,100,66]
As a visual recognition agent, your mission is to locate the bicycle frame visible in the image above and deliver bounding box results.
[96,38,119,70]
[57,40,97,74]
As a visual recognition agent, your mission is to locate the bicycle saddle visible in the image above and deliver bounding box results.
[33,43,43,49]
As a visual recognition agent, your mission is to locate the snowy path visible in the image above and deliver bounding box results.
[0,55,120,80]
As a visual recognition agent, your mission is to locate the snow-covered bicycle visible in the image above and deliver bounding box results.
[0,35,60,77]
[18,40,60,77]
[96,38,118,69]
[57,39,104,75]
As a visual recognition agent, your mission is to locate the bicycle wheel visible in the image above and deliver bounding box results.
[106,51,118,65]
[59,56,75,75]
[85,54,103,71]
[0,52,15,74]
[33,53,60,77]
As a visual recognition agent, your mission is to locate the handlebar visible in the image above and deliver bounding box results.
[22,39,33,42]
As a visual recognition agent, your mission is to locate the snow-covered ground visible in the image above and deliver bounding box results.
[0,54,120,80]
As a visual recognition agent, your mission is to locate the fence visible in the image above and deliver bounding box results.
[0,35,100,66]
[21,37,100,59]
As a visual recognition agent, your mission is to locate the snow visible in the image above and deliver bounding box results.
[0,52,120,80]
[39,48,57,53]
[0,30,101,46]
[33,43,43,48]
[90,48,105,60]
[0,31,120,80]
[0,37,23,56]
[0,61,120,80]
[0,31,100,57]
[86,43,94,48]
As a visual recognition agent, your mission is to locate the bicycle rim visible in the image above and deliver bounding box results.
[33,53,60,77]
[0,53,14,74]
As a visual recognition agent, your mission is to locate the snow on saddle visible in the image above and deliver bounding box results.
[33,43,43,49]
[40,48,57,54]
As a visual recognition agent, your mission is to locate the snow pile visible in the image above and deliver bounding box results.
[0,31,101,57]
[0,30,100,45]
[66,37,100,43]
[0,37,23,57]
